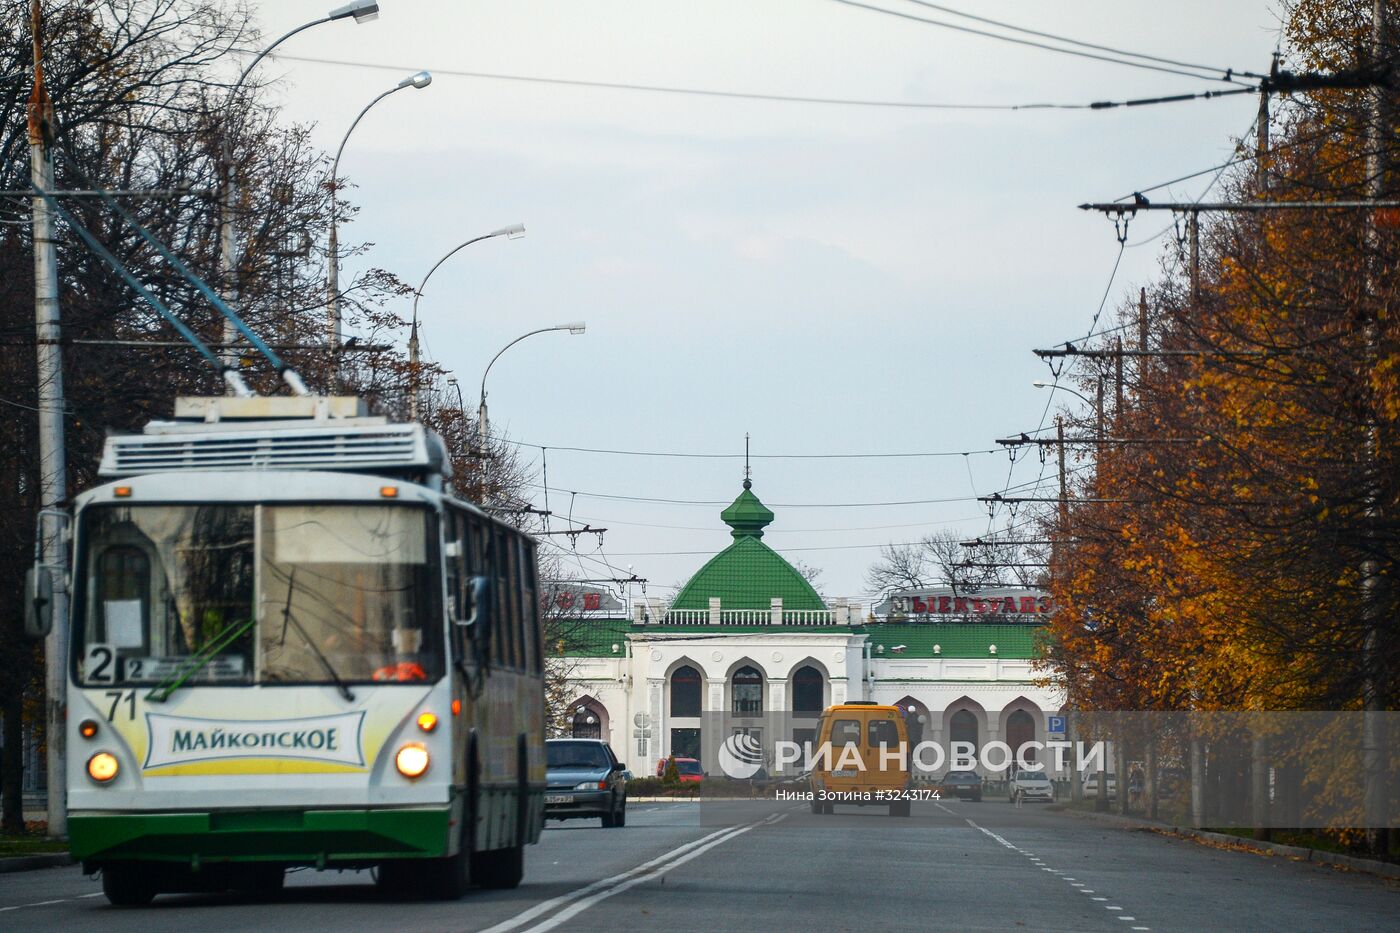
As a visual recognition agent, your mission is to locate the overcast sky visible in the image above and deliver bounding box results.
[249,0,1285,604]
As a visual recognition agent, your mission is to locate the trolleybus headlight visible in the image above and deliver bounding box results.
[87,752,119,783]
[416,712,438,733]
[395,743,430,778]
[79,719,99,739]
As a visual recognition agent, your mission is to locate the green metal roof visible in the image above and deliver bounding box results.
[719,482,775,539]
[558,618,634,657]
[671,535,826,611]
[864,623,1044,660]
[558,621,1046,660]
[670,482,825,612]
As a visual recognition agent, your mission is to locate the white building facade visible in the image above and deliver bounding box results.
[557,482,1064,779]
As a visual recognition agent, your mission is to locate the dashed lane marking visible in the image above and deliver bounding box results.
[945,803,1151,931]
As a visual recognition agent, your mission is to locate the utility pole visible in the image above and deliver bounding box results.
[1188,210,1200,309]
[1138,288,1149,353]
[1256,54,1278,192]
[1362,0,1390,859]
[1055,415,1083,804]
[28,0,68,839]
[1095,376,1105,442]
[1113,336,1124,418]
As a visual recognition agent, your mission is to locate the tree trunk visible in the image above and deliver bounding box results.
[1,689,24,833]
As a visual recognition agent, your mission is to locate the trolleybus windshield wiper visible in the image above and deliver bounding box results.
[278,573,356,702]
[146,616,256,703]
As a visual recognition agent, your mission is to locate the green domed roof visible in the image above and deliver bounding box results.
[720,481,775,539]
[670,481,826,612]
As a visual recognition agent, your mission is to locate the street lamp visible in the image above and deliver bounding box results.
[478,323,586,445]
[217,1,379,378]
[409,225,525,420]
[1033,380,1104,440]
[326,69,433,386]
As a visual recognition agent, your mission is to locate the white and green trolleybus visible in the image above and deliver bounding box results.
[59,396,545,904]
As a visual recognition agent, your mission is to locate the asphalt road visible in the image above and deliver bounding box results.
[2,801,1396,931]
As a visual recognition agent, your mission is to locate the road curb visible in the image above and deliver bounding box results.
[0,852,74,874]
[1057,806,1400,880]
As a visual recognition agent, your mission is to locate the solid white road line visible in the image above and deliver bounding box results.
[515,820,769,932]
[482,814,782,933]
[0,898,67,912]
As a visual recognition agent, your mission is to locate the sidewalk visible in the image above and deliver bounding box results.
[1057,805,1400,880]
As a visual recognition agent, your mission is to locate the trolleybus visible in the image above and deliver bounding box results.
[52,396,545,904]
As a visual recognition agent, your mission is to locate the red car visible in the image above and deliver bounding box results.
[656,757,705,782]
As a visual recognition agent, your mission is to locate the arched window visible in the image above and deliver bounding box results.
[671,665,701,718]
[950,709,978,748]
[732,665,763,715]
[571,706,601,739]
[1006,709,1036,765]
[792,665,824,714]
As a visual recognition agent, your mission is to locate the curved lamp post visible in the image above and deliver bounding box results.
[217,0,379,378]
[408,224,525,420]
[326,69,432,385]
[1033,380,1104,440]
[478,323,586,445]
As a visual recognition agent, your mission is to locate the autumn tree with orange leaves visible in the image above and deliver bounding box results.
[1037,1,1398,850]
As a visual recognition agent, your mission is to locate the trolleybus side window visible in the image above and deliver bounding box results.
[444,509,466,662]
[445,510,462,624]
[501,523,523,669]
[521,539,541,673]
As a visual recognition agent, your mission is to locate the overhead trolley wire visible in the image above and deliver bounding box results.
[277,54,1256,113]
[525,460,1082,512]
[824,0,1256,85]
[892,0,1257,78]
[503,440,1002,459]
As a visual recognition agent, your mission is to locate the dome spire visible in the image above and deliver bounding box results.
[722,436,773,539]
[743,432,751,490]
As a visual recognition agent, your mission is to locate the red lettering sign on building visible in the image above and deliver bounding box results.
[897,593,1053,616]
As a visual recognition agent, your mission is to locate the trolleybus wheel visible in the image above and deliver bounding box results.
[238,864,285,901]
[426,843,471,899]
[102,864,157,907]
[375,860,417,898]
[472,844,524,889]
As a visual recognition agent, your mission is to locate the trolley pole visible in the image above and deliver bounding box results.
[28,0,69,839]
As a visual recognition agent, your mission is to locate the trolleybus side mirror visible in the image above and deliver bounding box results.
[459,575,492,631]
[24,564,54,639]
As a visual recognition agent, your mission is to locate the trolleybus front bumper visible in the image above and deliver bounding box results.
[70,806,453,868]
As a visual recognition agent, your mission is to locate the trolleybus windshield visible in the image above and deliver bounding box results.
[73,503,443,689]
